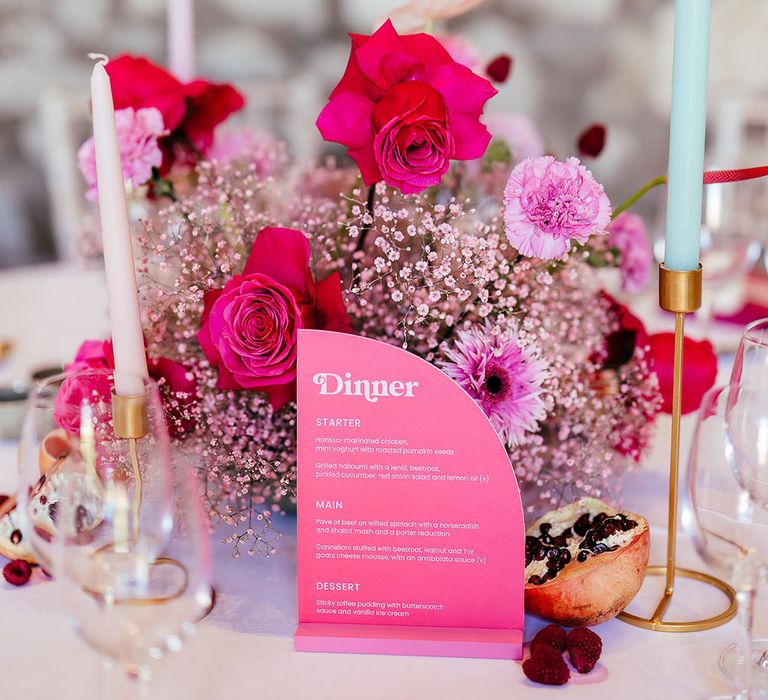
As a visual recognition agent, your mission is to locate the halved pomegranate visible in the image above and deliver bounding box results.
[524,497,649,626]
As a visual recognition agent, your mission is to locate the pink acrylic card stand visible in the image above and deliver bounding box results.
[295,330,525,659]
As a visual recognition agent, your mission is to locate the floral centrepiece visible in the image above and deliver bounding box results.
[73,21,665,553]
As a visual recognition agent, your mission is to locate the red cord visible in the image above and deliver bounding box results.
[703,165,768,184]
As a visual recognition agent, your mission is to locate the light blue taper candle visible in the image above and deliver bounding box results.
[663,0,712,272]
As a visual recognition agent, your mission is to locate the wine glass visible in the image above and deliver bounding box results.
[730,317,768,387]
[725,381,768,525]
[17,366,212,699]
[683,384,768,698]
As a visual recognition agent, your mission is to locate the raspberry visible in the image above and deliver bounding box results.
[3,559,32,586]
[566,626,602,673]
[522,644,570,686]
[529,623,567,655]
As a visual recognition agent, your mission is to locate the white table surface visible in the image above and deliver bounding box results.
[0,263,764,700]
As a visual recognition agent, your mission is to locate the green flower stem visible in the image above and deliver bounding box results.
[611,174,667,220]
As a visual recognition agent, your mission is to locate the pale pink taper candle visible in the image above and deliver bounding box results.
[167,0,195,82]
[89,55,149,397]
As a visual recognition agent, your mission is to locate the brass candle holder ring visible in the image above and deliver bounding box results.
[617,264,737,632]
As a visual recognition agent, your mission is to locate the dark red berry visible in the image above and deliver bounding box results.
[566,626,603,673]
[3,559,32,586]
[522,644,570,686]
[0,495,9,507]
[530,624,567,655]
[10,529,22,545]
[577,123,607,157]
[486,54,512,83]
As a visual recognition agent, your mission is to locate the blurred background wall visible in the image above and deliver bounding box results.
[0,0,766,269]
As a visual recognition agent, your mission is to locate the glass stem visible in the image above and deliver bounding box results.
[100,657,151,700]
[735,587,756,700]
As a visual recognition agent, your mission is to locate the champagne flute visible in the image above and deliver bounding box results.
[17,366,212,699]
[683,385,768,698]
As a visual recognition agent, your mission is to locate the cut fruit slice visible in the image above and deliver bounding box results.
[524,497,649,626]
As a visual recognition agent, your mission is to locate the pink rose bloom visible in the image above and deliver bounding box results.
[316,20,497,194]
[197,227,353,410]
[503,155,611,260]
[607,212,652,293]
[53,363,113,436]
[78,106,165,202]
[74,339,113,367]
[485,113,545,162]
[63,339,198,439]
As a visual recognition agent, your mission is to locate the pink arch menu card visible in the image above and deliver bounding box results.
[295,330,525,658]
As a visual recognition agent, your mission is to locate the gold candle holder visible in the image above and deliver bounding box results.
[109,391,215,618]
[617,264,737,631]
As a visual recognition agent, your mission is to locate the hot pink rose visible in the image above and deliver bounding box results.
[53,364,113,436]
[316,20,497,194]
[197,227,352,410]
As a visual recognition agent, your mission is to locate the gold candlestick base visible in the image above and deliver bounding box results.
[617,264,737,632]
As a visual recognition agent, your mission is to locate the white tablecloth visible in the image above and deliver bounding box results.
[0,263,764,700]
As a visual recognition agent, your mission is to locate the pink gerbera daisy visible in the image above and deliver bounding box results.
[503,155,611,260]
[441,325,550,446]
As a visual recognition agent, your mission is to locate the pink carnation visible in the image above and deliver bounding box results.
[78,106,165,202]
[503,156,611,260]
[607,212,652,293]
